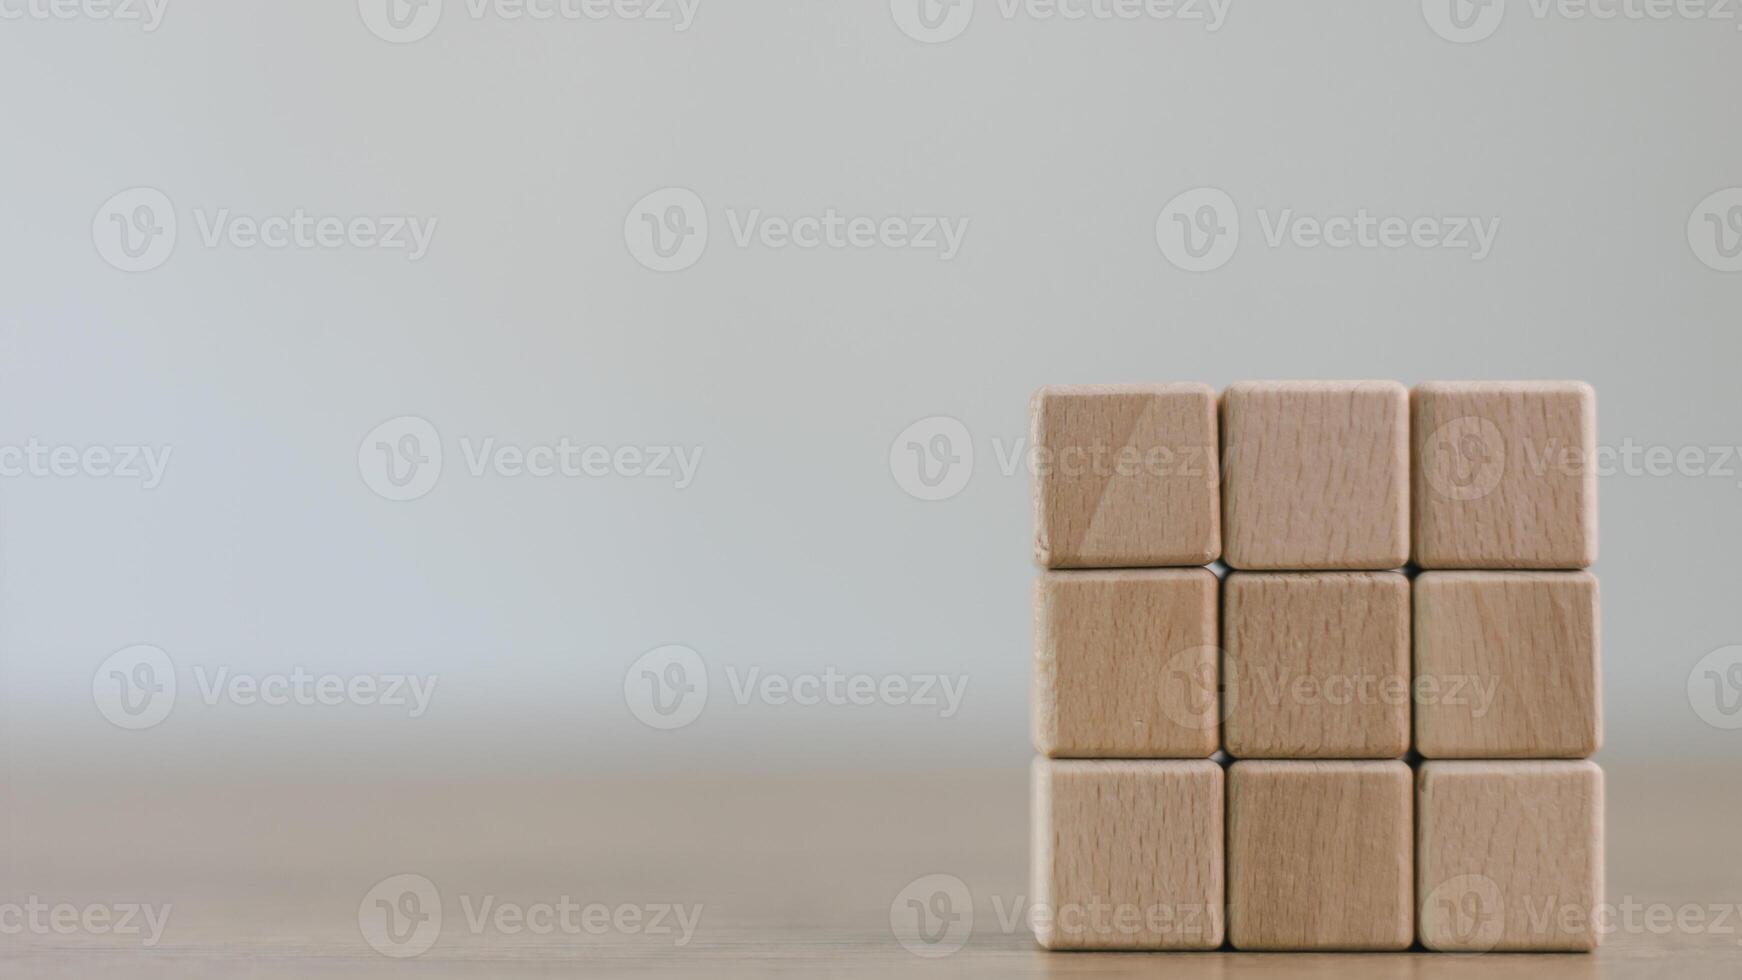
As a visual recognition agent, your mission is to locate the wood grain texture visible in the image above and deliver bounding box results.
[1412,380,1597,569]
[1223,572,1410,759]
[1417,761,1604,952]
[1031,758,1225,950]
[6,763,1740,975]
[1033,568,1219,758]
[1414,571,1601,759]
[1031,384,1221,569]
[1220,381,1410,571]
[1227,760,1413,951]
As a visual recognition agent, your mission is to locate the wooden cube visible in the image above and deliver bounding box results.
[1413,381,1597,569]
[1033,568,1218,758]
[1031,759,1224,950]
[1220,381,1409,570]
[1031,384,1220,568]
[1414,571,1601,759]
[1228,760,1412,951]
[1417,761,1604,952]
[1223,572,1410,759]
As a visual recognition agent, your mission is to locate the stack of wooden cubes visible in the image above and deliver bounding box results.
[1030,381,1602,953]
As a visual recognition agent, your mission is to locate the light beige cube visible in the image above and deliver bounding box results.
[1417,761,1604,952]
[1220,381,1409,570]
[1033,568,1218,758]
[1413,380,1597,569]
[1031,384,1220,569]
[1223,572,1410,759]
[1031,759,1224,950]
[1228,760,1413,951]
[1415,571,1601,759]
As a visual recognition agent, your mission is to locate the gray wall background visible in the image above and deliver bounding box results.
[1,0,1738,777]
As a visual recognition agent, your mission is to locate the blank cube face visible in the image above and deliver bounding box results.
[1228,761,1413,951]
[1413,381,1597,569]
[1221,381,1409,571]
[1414,572,1601,759]
[1033,569,1218,758]
[1223,572,1410,759]
[1417,762,1604,952]
[1031,759,1224,950]
[1031,384,1220,569]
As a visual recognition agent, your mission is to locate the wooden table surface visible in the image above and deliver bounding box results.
[2,759,1736,977]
